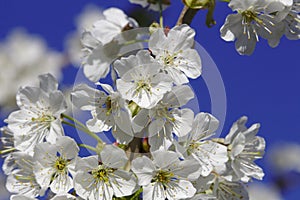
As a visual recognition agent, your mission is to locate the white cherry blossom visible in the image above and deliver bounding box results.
[212,177,249,200]
[131,150,200,200]
[175,112,228,176]
[0,126,15,158]
[74,145,137,200]
[71,83,134,144]
[65,4,104,67]
[5,152,46,198]
[81,7,139,82]
[223,116,265,182]
[5,74,67,155]
[50,193,81,200]
[115,50,173,109]
[220,0,288,55]
[149,25,202,85]
[280,0,300,40]
[33,136,79,194]
[10,195,37,200]
[133,85,194,151]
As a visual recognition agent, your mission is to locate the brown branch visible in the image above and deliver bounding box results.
[176,5,200,26]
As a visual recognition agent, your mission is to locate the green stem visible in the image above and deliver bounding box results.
[123,39,149,46]
[159,0,164,27]
[78,144,98,153]
[62,120,103,144]
[130,187,143,200]
[62,113,86,130]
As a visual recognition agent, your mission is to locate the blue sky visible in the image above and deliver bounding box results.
[0,0,299,199]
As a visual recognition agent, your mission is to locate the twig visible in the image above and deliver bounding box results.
[177,5,200,25]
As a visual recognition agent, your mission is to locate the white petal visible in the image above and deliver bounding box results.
[92,20,121,44]
[55,136,79,159]
[50,173,73,194]
[104,8,129,29]
[111,125,134,144]
[152,150,179,169]
[71,84,107,110]
[49,91,67,116]
[16,87,41,109]
[38,73,58,93]
[131,156,156,186]
[190,112,219,141]
[176,49,202,79]
[47,119,64,144]
[101,145,128,168]
[165,180,196,199]
[148,117,165,137]
[143,183,166,200]
[110,170,137,197]
[171,108,194,137]
[162,85,194,108]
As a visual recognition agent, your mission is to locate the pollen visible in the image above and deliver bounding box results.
[153,170,174,184]
[54,157,68,172]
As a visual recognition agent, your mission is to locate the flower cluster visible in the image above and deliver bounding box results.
[220,0,300,55]
[1,5,268,200]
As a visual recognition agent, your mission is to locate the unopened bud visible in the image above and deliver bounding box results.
[149,22,161,34]
[183,0,209,9]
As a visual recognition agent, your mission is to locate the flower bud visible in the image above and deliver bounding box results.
[183,0,210,9]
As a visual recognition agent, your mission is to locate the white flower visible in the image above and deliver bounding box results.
[220,0,288,55]
[129,0,171,11]
[33,136,79,194]
[131,150,200,200]
[71,83,134,144]
[133,85,194,151]
[189,175,216,200]
[115,50,173,109]
[175,112,228,176]
[0,29,64,108]
[212,177,249,200]
[5,74,67,155]
[10,195,37,200]
[192,174,249,200]
[149,25,202,85]
[81,7,139,82]
[5,152,45,198]
[50,193,80,200]
[283,11,300,40]
[91,8,138,45]
[0,126,15,158]
[65,4,104,67]
[224,116,265,182]
[281,0,300,40]
[74,145,137,200]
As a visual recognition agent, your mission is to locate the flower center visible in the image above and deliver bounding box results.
[153,170,174,184]
[92,166,115,183]
[135,79,152,94]
[32,114,55,123]
[241,10,257,24]
[105,97,112,116]
[54,157,68,172]
[156,107,175,122]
